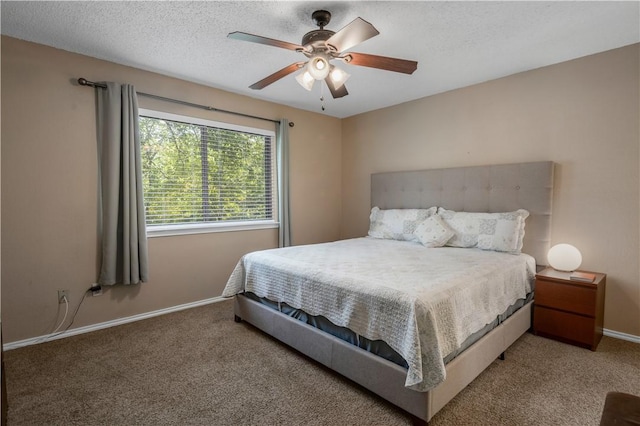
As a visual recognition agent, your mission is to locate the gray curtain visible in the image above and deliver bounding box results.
[276,119,291,247]
[96,82,149,285]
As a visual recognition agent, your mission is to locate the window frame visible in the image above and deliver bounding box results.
[138,108,278,238]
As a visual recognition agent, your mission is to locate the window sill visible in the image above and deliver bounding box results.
[147,220,279,238]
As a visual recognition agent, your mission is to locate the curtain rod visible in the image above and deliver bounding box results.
[77,78,294,127]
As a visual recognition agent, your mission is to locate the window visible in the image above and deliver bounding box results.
[138,109,277,236]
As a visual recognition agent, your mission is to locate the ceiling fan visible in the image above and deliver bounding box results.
[228,10,418,99]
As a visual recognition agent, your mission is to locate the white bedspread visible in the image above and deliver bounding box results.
[222,237,536,391]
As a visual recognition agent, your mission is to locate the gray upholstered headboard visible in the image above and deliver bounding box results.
[371,161,554,265]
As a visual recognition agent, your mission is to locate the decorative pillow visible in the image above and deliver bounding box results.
[414,214,455,248]
[368,206,437,242]
[437,208,530,253]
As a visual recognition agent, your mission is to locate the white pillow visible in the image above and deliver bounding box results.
[437,208,530,253]
[368,206,437,242]
[414,214,455,248]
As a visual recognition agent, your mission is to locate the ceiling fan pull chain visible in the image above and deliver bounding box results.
[320,84,326,111]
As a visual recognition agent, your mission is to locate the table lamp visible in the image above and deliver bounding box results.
[547,243,582,272]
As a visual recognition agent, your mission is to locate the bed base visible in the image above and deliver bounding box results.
[234,294,532,423]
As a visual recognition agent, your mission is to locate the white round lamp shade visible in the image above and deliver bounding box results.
[547,244,582,272]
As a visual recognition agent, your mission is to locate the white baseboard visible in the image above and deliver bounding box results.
[4,296,228,351]
[5,301,638,351]
[603,328,640,344]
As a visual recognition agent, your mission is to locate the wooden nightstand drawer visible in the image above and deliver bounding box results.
[534,306,596,348]
[535,279,596,317]
[533,268,606,351]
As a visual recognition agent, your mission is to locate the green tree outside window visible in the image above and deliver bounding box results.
[139,115,273,226]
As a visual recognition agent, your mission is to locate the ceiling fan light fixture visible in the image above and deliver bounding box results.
[328,66,350,88]
[295,70,315,91]
[230,10,418,99]
[307,55,331,80]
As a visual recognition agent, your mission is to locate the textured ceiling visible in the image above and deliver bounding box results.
[1,1,638,118]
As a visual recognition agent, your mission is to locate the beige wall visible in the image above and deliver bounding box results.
[342,44,640,336]
[2,35,638,343]
[1,37,342,343]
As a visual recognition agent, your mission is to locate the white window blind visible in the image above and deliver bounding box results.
[138,109,275,231]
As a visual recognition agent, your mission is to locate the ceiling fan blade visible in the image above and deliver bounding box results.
[325,17,379,53]
[249,62,306,90]
[344,52,418,74]
[324,77,349,99]
[228,31,305,52]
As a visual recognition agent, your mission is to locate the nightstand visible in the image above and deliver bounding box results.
[533,267,606,350]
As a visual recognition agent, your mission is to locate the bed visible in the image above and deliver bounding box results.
[223,161,554,424]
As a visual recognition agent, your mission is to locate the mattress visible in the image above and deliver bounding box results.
[242,289,533,367]
[223,237,536,391]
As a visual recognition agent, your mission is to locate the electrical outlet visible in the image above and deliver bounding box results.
[90,283,102,297]
[58,290,69,304]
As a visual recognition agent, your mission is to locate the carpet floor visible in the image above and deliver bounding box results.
[4,299,640,425]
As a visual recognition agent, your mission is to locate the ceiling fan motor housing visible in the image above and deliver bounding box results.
[302,10,336,55]
[301,30,335,53]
